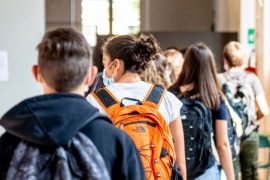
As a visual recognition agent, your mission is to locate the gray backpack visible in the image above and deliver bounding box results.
[6,132,110,180]
[220,72,257,138]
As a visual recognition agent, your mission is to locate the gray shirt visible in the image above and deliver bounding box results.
[218,71,264,97]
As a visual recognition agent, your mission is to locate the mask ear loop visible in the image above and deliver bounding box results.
[104,60,116,78]
[105,59,122,80]
[105,60,115,71]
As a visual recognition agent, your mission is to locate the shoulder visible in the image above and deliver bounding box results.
[217,98,226,111]
[86,93,98,105]
[86,93,108,115]
[245,72,260,82]
[161,89,182,123]
[164,90,181,105]
[81,117,135,151]
[212,98,228,121]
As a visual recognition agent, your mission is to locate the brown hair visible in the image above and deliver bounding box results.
[140,61,169,87]
[37,28,91,92]
[102,34,160,74]
[223,41,246,67]
[169,43,221,109]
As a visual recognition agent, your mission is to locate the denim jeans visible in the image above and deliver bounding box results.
[194,163,220,180]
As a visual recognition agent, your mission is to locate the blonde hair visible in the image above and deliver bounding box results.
[223,41,247,67]
[140,61,169,87]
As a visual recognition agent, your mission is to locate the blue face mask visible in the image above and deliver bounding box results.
[102,61,115,86]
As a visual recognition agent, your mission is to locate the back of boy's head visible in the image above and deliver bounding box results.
[223,41,247,68]
[37,28,91,92]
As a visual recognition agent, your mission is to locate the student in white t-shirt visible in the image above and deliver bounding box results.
[87,34,186,180]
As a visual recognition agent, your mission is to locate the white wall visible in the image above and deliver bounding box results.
[240,0,256,46]
[0,0,45,134]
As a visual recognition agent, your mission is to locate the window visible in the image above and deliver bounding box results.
[82,0,140,46]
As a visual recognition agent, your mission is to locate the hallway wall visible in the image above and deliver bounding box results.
[0,0,45,134]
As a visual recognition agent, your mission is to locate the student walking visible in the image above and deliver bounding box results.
[219,41,269,180]
[0,28,145,180]
[169,43,235,180]
[88,34,186,180]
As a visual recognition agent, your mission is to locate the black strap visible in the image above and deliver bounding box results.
[95,88,118,108]
[96,85,165,108]
[145,85,165,104]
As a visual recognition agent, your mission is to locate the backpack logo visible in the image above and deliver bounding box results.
[132,126,146,133]
[93,85,177,180]
[6,133,110,180]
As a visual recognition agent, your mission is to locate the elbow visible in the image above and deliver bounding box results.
[257,108,270,119]
[216,141,230,152]
[262,108,270,117]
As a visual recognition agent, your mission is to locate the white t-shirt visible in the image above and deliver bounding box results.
[87,81,182,124]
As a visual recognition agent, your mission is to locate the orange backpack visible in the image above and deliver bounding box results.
[93,85,176,180]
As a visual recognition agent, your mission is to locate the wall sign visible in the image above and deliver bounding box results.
[0,51,9,82]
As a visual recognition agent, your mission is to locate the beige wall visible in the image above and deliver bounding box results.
[141,0,213,32]
[46,0,82,31]
[214,0,241,32]
[256,0,270,128]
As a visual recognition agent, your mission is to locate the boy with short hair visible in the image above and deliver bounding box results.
[0,28,145,180]
[219,41,269,180]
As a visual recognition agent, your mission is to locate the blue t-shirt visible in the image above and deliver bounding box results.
[211,99,228,122]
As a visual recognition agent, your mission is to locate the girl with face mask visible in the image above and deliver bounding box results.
[87,34,187,180]
[102,59,116,86]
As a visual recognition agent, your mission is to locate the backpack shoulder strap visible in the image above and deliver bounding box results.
[92,87,120,115]
[221,72,230,82]
[143,85,166,109]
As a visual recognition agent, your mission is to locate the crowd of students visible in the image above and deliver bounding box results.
[0,28,269,180]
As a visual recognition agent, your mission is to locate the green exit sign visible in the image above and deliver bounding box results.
[248,28,255,45]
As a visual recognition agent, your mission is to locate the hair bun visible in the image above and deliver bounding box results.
[102,34,161,73]
[133,34,160,64]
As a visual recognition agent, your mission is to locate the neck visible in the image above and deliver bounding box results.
[116,71,141,83]
[43,85,85,97]
[180,83,194,93]
[228,66,244,72]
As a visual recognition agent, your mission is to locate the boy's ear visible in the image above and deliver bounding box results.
[223,58,229,71]
[32,65,43,83]
[85,66,98,86]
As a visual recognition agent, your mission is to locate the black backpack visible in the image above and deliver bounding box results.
[5,131,110,180]
[179,97,215,179]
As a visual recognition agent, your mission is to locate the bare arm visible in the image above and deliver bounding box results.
[215,120,235,180]
[256,94,269,120]
[169,116,186,180]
